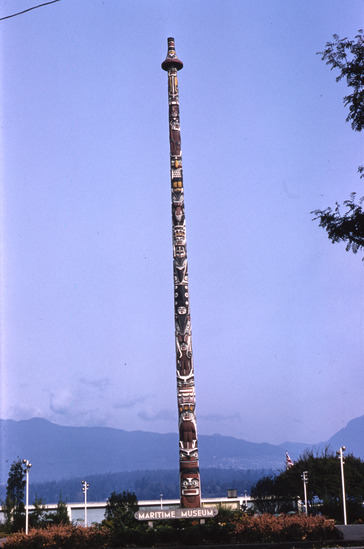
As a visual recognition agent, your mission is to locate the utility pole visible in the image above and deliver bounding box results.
[161,37,201,508]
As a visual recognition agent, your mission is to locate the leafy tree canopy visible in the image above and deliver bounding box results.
[251,448,364,521]
[48,494,70,525]
[29,495,46,527]
[2,459,26,532]
[103,490,139,529]
[312,193,364,255]
[320,30,364,132]
[26,492,70,529]
[313,30,364,257]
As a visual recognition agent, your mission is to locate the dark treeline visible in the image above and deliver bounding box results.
[0,468,272,504]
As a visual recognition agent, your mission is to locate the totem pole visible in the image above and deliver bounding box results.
[162,38,201,509]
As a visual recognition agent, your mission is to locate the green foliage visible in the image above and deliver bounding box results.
[250,474,297,514]
[29,496,47,528]
[313,30,364,256]
[2,459,26,533]
[103,490,139,529]
[251,447,364,521]
[319,30,364,132]
[312,193,364,255]
[44,493,70,526]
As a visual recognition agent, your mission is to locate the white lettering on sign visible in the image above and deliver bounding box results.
[180,508,215,518]
[134,508,218,521]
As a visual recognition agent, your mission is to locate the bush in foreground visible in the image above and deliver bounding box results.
[232,514,343,543]
[2,513,343,548]
[2,524,109,549]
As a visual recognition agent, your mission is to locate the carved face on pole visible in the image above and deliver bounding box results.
[180,472,200,507]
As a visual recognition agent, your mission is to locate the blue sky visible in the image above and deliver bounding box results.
[1,0,363,446]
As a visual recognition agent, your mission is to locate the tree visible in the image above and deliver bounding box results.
[29,495,47,528]
[312,194,364,256]
[312,30,364,257]
[103,490,139,529]
[2,459,26,532]
[319,30,364,133]
[42,492,70,526]
[49,493,70,525]
[251,474,299,514]
[251,448,364,521]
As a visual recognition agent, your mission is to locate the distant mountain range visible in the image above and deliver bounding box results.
[1,416,363,485]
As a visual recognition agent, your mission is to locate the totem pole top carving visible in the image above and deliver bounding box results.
[161,37,183,71]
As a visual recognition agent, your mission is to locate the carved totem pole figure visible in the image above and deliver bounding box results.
[162,38,201,509]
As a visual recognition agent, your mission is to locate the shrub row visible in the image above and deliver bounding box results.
[2,524,109,549]
[2,514,342,548]
[233,514,342,543]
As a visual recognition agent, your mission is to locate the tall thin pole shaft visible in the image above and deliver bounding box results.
[339,448,347,525]
[303,477,308,516]
[162,37,201,509]
[84,487,87,527]
[23,460,31,535]
[25,467,29,534]
[82,480,89,527]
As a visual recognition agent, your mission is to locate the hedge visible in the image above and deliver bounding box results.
[2,513,343,548]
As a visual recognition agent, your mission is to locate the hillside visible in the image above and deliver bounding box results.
[327,415,364,457]
[1,415,363,485]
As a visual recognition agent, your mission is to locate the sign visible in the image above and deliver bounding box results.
[135,507,218,521]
